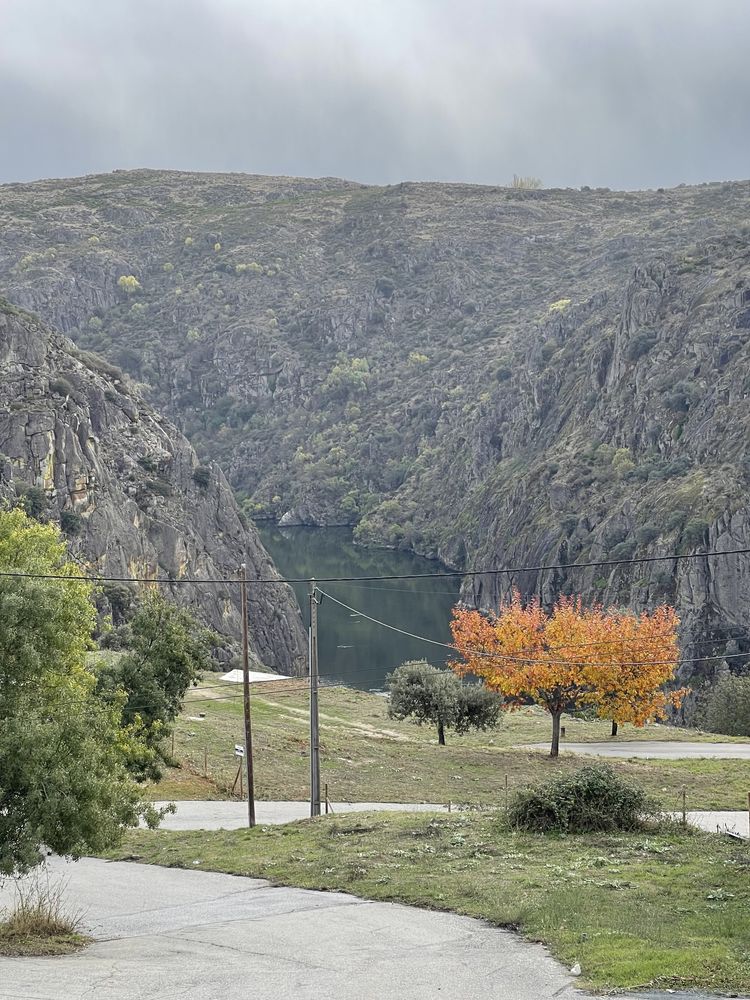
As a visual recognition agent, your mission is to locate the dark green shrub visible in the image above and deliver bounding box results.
[49,376,74,396]
[71,348,124,381]
[665,456,691,477]
[665,509,687,532]
[626,332,657,361]
[17,485,47,520]
[60,509,83,535]
[683,518,709,545]
[665,381,699,414]
[102,583,136,624]
[137,455,158,473]
[193,466,211,489]
[144,478,172,497]
[636,524,660,545]
[609,539,636,560]
[697,673,750,737]
[508,763,654,833]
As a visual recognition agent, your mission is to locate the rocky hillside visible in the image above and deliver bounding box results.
[2,169,750,676]
[0,298,305,674]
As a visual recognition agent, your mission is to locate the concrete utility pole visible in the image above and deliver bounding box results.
[239,564,256,828]
[309,579,321,817]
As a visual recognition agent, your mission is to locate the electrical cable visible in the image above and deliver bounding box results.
[317,588,750,670]
[1,545,749,586]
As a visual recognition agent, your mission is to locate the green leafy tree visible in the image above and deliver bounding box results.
[0,509,148,876]
[698,673,750,737]
[96,591,215,776]
[117,274,141,294]
[321,357,370,401]
[386,660,501,745]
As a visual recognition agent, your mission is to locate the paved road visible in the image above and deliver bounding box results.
[154,800,749,839]
[0,857,591,1000]
[685,810,750,838]
[523,740,750,759]
[153,799,448,829]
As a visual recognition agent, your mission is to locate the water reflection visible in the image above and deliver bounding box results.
[257,525,461,691]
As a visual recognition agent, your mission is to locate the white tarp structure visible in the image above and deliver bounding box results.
[220,669,287,684]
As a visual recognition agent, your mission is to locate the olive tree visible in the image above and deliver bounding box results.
[386,660,501,745]
[0,509,149,876]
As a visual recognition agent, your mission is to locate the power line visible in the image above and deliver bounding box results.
[1,545,749,586]
[317,588,750,670]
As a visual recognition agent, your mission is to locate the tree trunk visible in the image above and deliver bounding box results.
[550,711,562,758]
[437,720,446,746]
[611,720,618,737]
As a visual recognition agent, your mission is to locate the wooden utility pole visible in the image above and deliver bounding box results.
[309,579,321,817]
[239,564,256,828]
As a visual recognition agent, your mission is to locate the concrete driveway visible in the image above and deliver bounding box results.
[523,740,750,759]
[0,857,591,1000]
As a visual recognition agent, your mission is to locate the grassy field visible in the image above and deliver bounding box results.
[107,812,750,994]
[149,680,750,811]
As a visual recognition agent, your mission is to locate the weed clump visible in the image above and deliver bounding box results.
[508,763,654,834]
[0,874,87,956]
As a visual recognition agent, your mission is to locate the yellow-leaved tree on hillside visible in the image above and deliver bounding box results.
[450,593,685,756]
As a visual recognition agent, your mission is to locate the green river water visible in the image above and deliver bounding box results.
[257,525,461,691]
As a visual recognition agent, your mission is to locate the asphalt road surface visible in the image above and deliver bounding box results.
[0,857,593,1000]
[153,799,448,829]
[524,740,750,759]
[151,801,748,838]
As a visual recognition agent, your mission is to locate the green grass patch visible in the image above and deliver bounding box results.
[157,682,750,810]
[106,812,750,993]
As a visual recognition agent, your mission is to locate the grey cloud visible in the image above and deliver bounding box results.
[0,0,748,188]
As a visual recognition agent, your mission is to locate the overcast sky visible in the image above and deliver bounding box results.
[1,0,748,190]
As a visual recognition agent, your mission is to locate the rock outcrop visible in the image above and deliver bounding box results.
[2,171,750,680]
[0,299,306,674]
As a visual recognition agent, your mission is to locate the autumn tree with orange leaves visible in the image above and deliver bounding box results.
[450,593,684,757]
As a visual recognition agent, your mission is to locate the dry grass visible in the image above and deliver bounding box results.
[0,873,88,957]
[147,680,750,810]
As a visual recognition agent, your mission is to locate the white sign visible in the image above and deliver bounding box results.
[234,744,245,757]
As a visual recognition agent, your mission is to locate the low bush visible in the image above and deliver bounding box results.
[507,763,654,833]
[60,510,83,536]
[193,466,211,489]
[144,478,173,497]
[636,523,660,545]
[49,376,74,397]
[697,673,750,737]
[683,518,709,546]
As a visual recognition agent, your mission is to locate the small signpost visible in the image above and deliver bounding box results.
[232,745,246,799]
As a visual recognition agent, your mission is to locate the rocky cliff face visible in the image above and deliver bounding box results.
[0,299,306,674]
[2,170,750,679]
